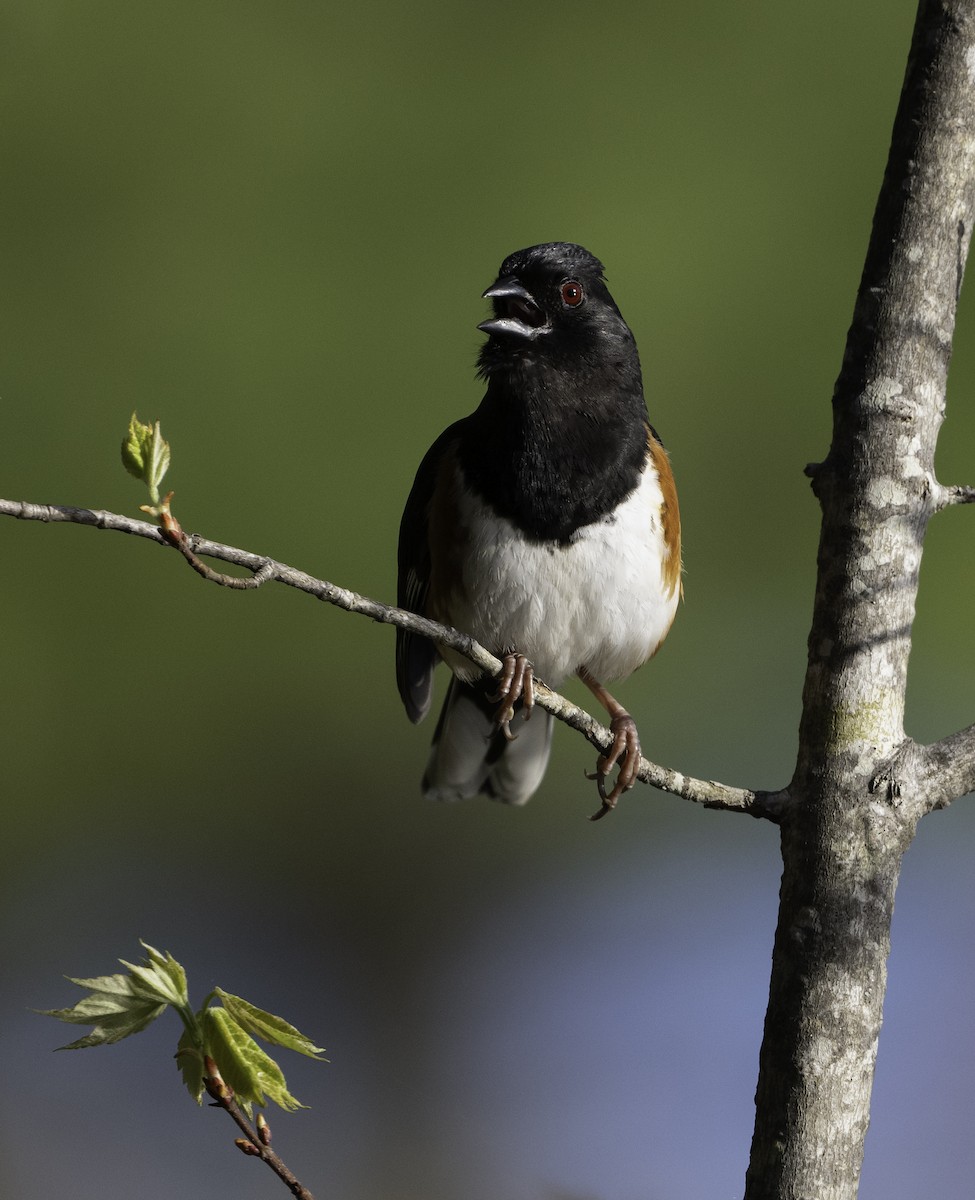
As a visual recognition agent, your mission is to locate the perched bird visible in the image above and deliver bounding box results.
[396,242,681,815]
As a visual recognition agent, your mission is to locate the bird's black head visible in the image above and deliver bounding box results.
[464,243,651,539]
[476,242,635,379]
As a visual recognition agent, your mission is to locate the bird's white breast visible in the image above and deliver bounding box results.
[437,462,679,687]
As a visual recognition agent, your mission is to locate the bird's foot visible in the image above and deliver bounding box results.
[587,712,642,820]
[491,653,534,740]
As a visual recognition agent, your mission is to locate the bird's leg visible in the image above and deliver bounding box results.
[491,652,535,741]
[578,667,642,818]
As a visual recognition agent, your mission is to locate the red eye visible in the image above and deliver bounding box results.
[560,280,584,307]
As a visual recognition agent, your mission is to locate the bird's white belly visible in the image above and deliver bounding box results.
[442,465,679,687]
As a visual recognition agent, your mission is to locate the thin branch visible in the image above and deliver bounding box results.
[203,1060,314,1200]
[932,481,975,509]
[167,524,278,589]
[0,496,781,819]
[916,722,975,811]
[868,726,975,817]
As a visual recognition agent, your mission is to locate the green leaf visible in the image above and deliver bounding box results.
[41,945,189,1050]
[120,412,170,500]
[121,411,151,480]
[176,1026,206,1105]
[141,942,189,1006]
[203,1007,305,1115]
[144,422,171,494]
[47,986,141,1021]
[62,972,142,997]
[42,993,167,1049]
[41,944,322,1116]
[119,948,188,1008]
[213,989,326,1059]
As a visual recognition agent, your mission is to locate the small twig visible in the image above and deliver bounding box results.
[0,497,782,818]
[933,482,975,509]
[914,721,975,813]
[159,507,278,589]
[204,1059,314,1200]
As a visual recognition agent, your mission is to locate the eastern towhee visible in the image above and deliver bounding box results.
[397,242,681,815]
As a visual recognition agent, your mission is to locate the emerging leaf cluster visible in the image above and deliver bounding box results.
[43,942,325,1115]
[121,412,172,513]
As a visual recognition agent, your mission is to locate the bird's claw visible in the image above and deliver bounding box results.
[586,713,642,820]
[491,653,534,739]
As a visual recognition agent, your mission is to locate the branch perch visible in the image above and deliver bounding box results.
[0,496,778,819]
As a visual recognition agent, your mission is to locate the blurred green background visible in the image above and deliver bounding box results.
[3,2,974,1197]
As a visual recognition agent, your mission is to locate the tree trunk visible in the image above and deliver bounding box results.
[744,2,975,1196]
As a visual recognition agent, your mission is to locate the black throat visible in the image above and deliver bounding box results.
[458,351,649,544]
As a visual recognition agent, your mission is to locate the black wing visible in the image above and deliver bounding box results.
[396,423,464,724]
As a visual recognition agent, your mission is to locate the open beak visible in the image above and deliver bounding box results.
[477,277,550,340]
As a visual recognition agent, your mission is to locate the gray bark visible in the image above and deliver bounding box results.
[744,2,975,1197]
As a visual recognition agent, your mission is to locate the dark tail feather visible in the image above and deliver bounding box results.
[422,678,554,806]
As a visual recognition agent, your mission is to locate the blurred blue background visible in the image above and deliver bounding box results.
[2,2,974,1197]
